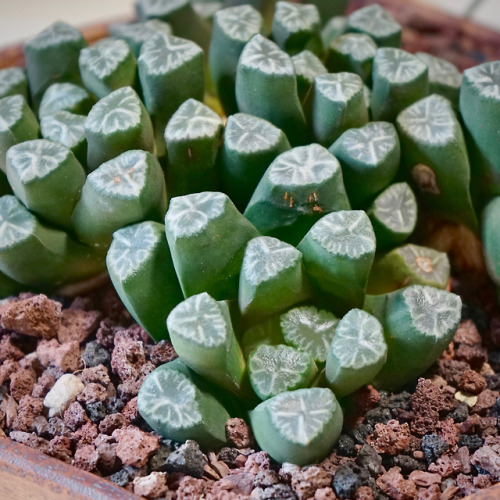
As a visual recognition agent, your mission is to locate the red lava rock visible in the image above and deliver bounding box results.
[95,434,120,475]
[245,452,271,475]
[0,335,24,363]
[48,435,73,463]
[226,418,253,449]
[471,388,499,414]
[291,466,332,500]
[0,358,19,385]
[440,484,459,500]
[9,430,49,453]
[149,339,178,365]
[37,339,81,372]
[113,425,159,467]
[408,471,441,487]
[77,382,108,405]
[73,421,99,448]
[428,455,462,478]
[0,395,18,428]
[176,477,207,500]
[11,395,43,432]
[354,486,373,500]
[99,413,128,435]
[438,359,471,387]
[376,467,417,500]
[10,368,36,401]
[111,331,147,383]
[31,372,55,398]
[133,472,168,499]
[471,446,500,480]
[73,444,99,472]
[122,397,139,422]
[19,352,43,375]
[0,295,62,339]
[458,369,487,394]
[63,401,89,431]
[454,343,488,368]
[436,418,459,449]
[367,420,410,455]
[453,320,482,346]
[57,308,101,344]
[95,320,116,349]
[416,483,441,500]
[81,364,110,386]
[452,447,471,474]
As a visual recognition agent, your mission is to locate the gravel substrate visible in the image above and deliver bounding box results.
[1,284,500,499]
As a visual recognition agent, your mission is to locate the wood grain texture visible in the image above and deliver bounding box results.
[0,438,140,500]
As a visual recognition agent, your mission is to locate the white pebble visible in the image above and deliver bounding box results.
[43,373,84,418]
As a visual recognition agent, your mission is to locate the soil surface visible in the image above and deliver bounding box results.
[1,283,500,499]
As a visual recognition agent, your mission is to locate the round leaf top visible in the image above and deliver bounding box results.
[292,51,327,81]
[40,111,85,149]
[268,388,337,445]
[107,221,162,281]
[280,305,338,363]
[110,20,172,47]
[398,244,450,285]
[165,99,223,142]
[402,285,462,338]
[214,5,262,42]
[347,4,400,39]
[239,34,293,76]
[138,367,202,429]
[416,53,462,88]
[85,86,142,134]
[87,150,152,198]
[0,68,25,96]
[338,121,398,166]
[165,191,227,239]
[167,292,228,348]
[79,38,132,79]
[308,210,376,259]
[331,309,386,369]
[463,61,500,100]
[268,144,340,187]
[137,0,188,18]
[316,72,364,102]
[274,1,320,33]
[224,113,284,154]
[25,21,83,50]
[397,94,456,145]
[375,48,427,84]
[0,196,35,250]
[7,139,69,183]
[371,182,417,233]
[0,94,24,131]
[331,33,377,61]
[242,236,301,286]
[39,82,91,117]
[139,33,202,75]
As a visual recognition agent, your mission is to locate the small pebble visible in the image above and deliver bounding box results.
[337,434,356,457]
[83,341,111,368]
[165,440,207,478]
[86,401,108,423]
[43,373,84,418]
[133,471,168,499]
[421,434,449,464]
[333,463,370,499]
[458,434,483,453]
[355,444,382,477]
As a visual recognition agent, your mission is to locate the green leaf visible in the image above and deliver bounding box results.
[39,82,94,118]
[291,50,327,102]
[482,197,500,287]
[325,308,386,397]
[0,67,28,100]
[250,387,343,465]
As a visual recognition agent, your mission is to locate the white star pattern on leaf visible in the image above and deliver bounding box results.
[240,35,293,76]
[0,95,24,132]
[216,5,262,41]
[80,39,130,79]
[225,114,281,153]
[0,197,35,250]
[466,62,500,100]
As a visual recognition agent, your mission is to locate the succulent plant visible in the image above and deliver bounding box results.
[2,0,497,467]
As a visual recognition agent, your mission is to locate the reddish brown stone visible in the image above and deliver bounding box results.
[9,430,49,453]
[436,418,459,449]
[472,389,499,414]
[471,446,500,480]
[57,308,101,344]
[48,435,73,463]
[10,369,36,402]
[0,358,19,386]
[353,486,372,500]
[428,455,462,478]
[63,401,89,431]
[291,467,332,500]
[77,382,108,405]
[133,472,168,499]
[111,331,147,383]
[245,451,271,475]
[0,394,18,429]
[31,373,55,398]
[94,434,120,475]
[149,339,177,365]
[437,359,471,387]
[226,418,253,449]
[99,413,128,435]
[367,420,411,455]
[452,447,471,474]
[81,364,110,386]
[0,335,24,363]
[376,467,417,500]
[74,444,99,472]
[458,369,487,394]
[416,483,441,500]
[176,477,207,500]
[122,397,139,422]
[453,320,482,346]
[408,471,441,487]
[36,339,81,372]
[0,294,61,339]
[11,395,43,432]
[73,421,99,448]
[112,425,159,467]
[454,344,488,368]
[315,487,338,500]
